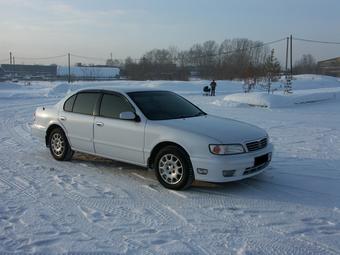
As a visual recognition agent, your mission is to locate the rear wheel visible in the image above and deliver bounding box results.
[49,128,73,161]
[154,146,194,190]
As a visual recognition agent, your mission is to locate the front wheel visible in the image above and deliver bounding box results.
[49,128,73,161]
[154,146,194,190]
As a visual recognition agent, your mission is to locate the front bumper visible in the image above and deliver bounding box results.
[191,143,273,182]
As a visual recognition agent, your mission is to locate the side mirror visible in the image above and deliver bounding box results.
[119,111,140,122]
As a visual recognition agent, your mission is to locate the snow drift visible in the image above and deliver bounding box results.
[223,88,340,108]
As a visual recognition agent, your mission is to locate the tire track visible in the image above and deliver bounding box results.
[0,167,143,253]
[122,170,340,254]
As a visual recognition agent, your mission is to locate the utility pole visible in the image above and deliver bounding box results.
[68,53,71,83]
[290,34,293,77]
[284,35,293,94]
[9,52,13,79]
[13,56,15,78]
[285,37,289,73]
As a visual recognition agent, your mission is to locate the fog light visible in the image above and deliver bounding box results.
[197,168,208,175]
[223,170,235,177]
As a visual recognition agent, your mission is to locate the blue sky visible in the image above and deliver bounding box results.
[1,0,340,65]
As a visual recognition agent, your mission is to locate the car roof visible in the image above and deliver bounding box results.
[72,87,168,94]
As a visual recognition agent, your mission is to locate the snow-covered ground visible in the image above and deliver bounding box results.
[0,75,340,254]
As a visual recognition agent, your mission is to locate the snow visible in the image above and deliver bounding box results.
[281,74,340,90]
[223,88,340,108]
[0,82,23,90]
[0,75,340,254]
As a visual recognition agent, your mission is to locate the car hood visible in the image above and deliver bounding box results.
[159,115,267,144]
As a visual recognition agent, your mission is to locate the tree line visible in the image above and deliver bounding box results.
[106,38,319,81]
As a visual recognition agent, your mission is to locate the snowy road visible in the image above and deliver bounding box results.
[1,80,340,254]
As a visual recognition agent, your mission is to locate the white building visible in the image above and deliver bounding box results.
[57,66,120,79]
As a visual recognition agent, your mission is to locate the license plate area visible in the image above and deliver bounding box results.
[254,153,269,167]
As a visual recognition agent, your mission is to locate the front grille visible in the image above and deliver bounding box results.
[243,162,269,175]
[246,138,267,152]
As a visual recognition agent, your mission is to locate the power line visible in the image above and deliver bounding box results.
[71,38,287,63]
[259,37,287,46]
[71,54,140,63]
[219,37,286,56]
[0,37,290,64]
[15,54,68,60]
[185,38,286,60]
[70,54,107,61]
[0,58,10,63]
[293,37,340,45]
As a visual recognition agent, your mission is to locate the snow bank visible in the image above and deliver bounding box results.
[276,74,340,90]
[223,88,340,108]
[46,79,243,98]
[2,75,340,106]
[0,82,48,99]
[47,83,74,97]
[0,82,23,90]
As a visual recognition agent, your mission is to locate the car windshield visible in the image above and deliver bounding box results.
[127,91,206,120]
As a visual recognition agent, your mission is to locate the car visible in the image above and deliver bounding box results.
[32,88,273,190]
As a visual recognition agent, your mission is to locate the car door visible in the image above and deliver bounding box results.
[60,92,100,153]
[93,92,145,165]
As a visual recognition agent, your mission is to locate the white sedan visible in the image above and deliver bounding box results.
[32,88,273,190]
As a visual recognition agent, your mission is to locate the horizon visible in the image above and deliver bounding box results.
[1,0,340,66]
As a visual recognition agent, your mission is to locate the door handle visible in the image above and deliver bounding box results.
[60,116,66,121]
[96,122,104,127]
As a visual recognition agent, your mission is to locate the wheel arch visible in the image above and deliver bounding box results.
[45,124,68,147]
[147,141,191,169]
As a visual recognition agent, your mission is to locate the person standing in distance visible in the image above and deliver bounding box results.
[210,80,217,96]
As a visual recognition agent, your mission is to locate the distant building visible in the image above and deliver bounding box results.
[0,64,120,80]
[318,57,340,77]
[0,64,57,79]
[0,67,6,81]
[57,66,120,80]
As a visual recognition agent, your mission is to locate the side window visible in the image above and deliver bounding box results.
[63,94,76,112]
[73,93,100,115]
[100,94,134,119]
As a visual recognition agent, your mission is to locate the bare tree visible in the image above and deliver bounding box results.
[122,37,275,81]
[294,54,318,74]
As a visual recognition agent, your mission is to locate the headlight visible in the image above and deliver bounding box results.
[209,144,245,155]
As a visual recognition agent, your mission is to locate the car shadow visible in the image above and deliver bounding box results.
[71,152,340,209]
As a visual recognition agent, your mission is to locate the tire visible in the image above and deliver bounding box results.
[48,128,73,161]
[154,145,194,190]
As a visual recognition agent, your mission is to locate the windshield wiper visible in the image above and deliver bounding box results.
[194,112,207,116]
[176,112,207,119]
[188,112,206,118]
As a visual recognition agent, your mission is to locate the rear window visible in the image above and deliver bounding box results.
[72,93,100,115]
[100,93,134,119]
[63,94,76,112]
